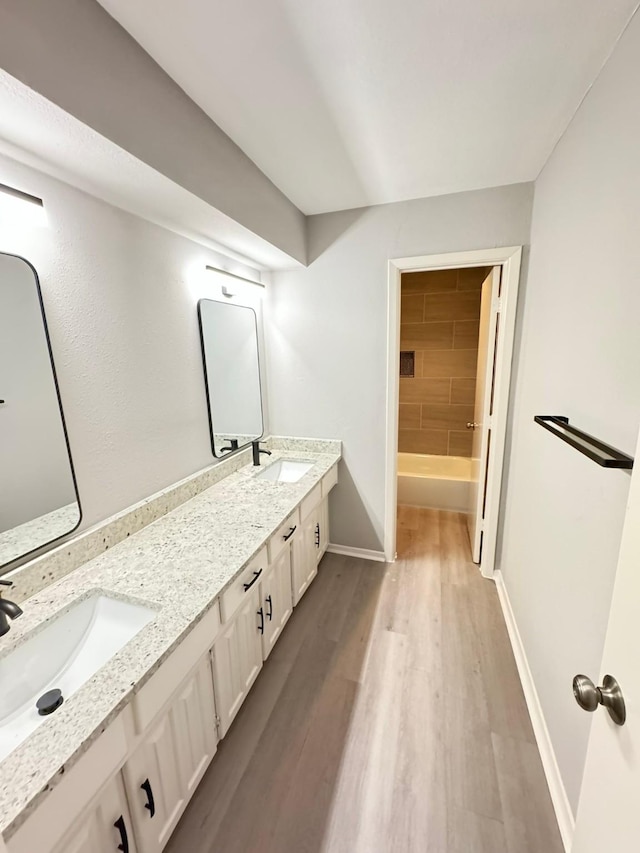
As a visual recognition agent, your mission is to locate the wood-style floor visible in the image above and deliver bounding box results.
[166,507,564,852]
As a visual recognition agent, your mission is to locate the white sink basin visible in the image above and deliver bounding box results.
[0,593,155,761]
[256,459,315,483]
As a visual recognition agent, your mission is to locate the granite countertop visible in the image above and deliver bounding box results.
[0,446,340,840]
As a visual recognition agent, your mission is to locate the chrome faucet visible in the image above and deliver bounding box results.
[0,580,22,637]
[252,440,272,466]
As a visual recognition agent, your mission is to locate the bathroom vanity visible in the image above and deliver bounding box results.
[0,439,340,853]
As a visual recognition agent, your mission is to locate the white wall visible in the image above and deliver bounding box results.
[497,11,640,814]
[266,184,533,552]
[0,151,268,552]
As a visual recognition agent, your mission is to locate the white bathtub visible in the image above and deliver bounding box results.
[397,452,471,512]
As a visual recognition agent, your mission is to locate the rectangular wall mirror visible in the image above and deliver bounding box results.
[198,299,264,457]
[0,253,81,569]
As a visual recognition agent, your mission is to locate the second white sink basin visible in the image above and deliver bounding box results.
[256,459,315,483]
[0,593,155,762]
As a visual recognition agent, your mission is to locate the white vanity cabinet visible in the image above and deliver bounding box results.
[318,498,329,559]
[123,656,218,853]
[212,586,264,737]
[4,459,340,853]
[292,508,319,605]
[260,547,293,659]
[52,773,136,853]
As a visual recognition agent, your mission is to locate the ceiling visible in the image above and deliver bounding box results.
[97,0,637,215]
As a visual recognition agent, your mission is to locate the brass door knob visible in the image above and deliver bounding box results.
[573,674,626,726]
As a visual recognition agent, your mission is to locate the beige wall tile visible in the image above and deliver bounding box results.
[422,349,478,379]
[424,290,482,322]
[421,404,474,432]
[399,403,421,430]
[449,430,473,457]
[451,378,476,405]
[401,269,458,295]
[457,267,491,291]
[401,294,424,324]
[454,320,480,350]
[401,321,454,351]
[399,429,449,455]
[400,377,451,404]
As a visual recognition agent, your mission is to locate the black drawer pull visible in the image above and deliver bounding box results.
[141,778,155,818]
[266,594,273,621]
[114,816,129,853]
[315,522,321,548]
[257,607,264,634]
[243,569,262,591]
[283,525,297,542]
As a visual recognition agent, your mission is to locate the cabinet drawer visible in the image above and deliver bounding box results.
[268,509,301,563]
[322,464,338,496]
[133,602,220,733]
[300,483,322,520]
[220,546,268,623]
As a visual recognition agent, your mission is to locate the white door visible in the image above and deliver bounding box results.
[467,266,501,563]
[211,588,263,736]
[53,774,137,853]
[124,657,217,853]
[261,549,293,659]
[571,428,640,850]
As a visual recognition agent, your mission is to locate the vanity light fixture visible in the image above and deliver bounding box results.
[205,264,266,291]
[0,182,46,227]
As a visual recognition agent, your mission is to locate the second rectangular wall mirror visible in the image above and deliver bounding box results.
[0,252,81,569]
[198,299,264,458]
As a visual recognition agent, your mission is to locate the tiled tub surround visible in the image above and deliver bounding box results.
[0,438,340,841]
[6,436,339,604]
[399,267,488,457]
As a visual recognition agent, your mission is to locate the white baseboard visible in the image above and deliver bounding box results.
[326,544,386,563]
[493,571,574,851]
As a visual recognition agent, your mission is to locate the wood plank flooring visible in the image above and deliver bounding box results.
[166,507,563,853]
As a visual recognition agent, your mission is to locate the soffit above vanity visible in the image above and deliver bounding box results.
[0,70,304,271]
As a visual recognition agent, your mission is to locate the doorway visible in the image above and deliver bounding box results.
[385,247,522,575]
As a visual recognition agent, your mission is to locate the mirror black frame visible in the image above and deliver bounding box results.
[197,298,265,459]
[0,253,82,571]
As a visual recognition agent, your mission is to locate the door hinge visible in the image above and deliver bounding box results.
[214,714,221,733]
[493,297,502,313]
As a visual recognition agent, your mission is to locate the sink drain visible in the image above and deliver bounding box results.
[36,688,64,716]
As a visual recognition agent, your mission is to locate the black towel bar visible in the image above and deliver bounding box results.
[534,416,634,469]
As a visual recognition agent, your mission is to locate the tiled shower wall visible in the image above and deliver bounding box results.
[398,267,489,457]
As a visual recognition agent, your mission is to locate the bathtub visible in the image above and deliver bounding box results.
[397,452,472,512]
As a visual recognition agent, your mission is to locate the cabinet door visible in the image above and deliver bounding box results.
[292,510,320,605]
[53,773,137,853]
[261,548,293,659]
[124,656,217,853]
[318,497,330,561]
[212,587,263,737]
